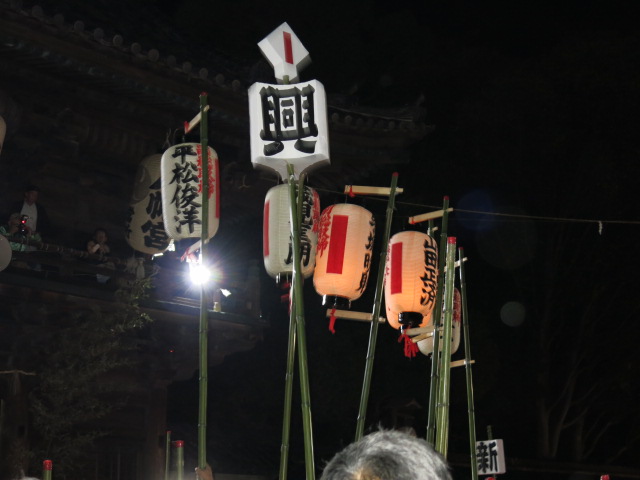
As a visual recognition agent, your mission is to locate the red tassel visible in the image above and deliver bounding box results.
[348,186,356,198]
[398,333,419,358]
[328,308,337,334]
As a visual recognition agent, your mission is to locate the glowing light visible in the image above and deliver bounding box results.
[189,262,211,285]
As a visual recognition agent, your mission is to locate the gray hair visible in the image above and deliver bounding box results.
[320,430,452,480]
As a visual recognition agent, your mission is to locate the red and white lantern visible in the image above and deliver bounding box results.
[263,183,320,281]
[313,204,375,309]
[125,154,171,255]
[385,302,431,331]
[418,288,462,356]
[384,231,438,332]
[161,143,220,240]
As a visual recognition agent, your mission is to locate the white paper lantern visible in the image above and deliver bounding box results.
[248,80,329,181]
[386,302,431,331]
[125,154,171,255]
[263,183,320,281]
[313,204,375,308]
[384,231,438,332]
[161,143,220,240]
[418,288,462,356]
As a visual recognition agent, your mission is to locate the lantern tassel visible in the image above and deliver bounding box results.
[399,333,419,358]
[328,308,337,334]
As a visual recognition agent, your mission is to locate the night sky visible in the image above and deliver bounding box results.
[31,0,640,477]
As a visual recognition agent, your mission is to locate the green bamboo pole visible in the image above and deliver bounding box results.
[355,172,399,441]
[175,440,185,480]
[42,460,52,480]
[287,164,315,480]
[459,247,479,480]
[164,431,171,480]
[426,197,450,445]
[198,93,210,470]
[435,237,457,457]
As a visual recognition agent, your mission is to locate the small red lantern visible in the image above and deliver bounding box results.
[313,203,375,309]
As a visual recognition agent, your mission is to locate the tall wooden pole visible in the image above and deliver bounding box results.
[426,197,450,445]
[435,237,457,457]
[164,430,171,480]
[287,164,316,480]
[459,247,479,480]
[197,93,210,470]
[355,173,399,441]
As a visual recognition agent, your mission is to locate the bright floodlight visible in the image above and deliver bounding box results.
[189,262,211,285]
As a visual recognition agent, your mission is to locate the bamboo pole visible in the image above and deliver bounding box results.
[42,460,52,480]
[174,441,185,480]
[164,431,171,480]
[459,247,479,480]
[287,164,316,480]
[198,93,210,470]
[426,197,450,445]
[355,173,399,441]
[435,237,457,457]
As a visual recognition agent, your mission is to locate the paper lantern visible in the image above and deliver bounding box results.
[263,183,320,281]
[418,288,462,356]
[313,204,375,309]
[385,302,431,331]
[125,154,171,255]
[384,231,438,332]
[0,234,11,272]
[161,143,220,240]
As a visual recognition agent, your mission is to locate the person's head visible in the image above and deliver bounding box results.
[8,212,21,227]
[93,228,108,243]
[320,430,452,480]
[23,185,39,205]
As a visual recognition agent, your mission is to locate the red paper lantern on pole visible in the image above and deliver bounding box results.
[384,231,438,331]
[263,183,320,282]
[313,204,375,309]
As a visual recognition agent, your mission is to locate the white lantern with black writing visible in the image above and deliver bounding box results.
[418,288,462,356]
[125,154,171,255]
[249,81,329,181]
[313,204,375,309]
[263,183,320,282]
[161,143,220,240]
[384,231,438,333]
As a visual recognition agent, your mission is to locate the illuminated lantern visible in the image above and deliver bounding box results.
[384,231,438,332]
[161,143,220,240]
[0,115,5,157]
[125,154,171,255]
[386,302,431,331]
[314,204,375,309]
[263,183,320,281]
[418,288,462,356]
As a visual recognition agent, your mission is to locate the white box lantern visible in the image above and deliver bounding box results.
[161,143,220,240]
[125,154,171,255]
[384,231,438,332]
[263,183,320,281]
[249,80,330,181]
[418,288,462,356]
[314,204,375,309]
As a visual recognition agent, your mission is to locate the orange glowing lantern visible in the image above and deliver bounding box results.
[263,183,320,281]
[313,203,375,309]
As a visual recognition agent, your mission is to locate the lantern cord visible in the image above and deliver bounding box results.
[328,308,337,334]
[399,333,419,358]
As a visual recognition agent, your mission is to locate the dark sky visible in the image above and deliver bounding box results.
[28,0,639,476]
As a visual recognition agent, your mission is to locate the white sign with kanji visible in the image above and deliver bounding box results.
[475,439,506,475]
[258,22,311,83]
[248,80,329,180]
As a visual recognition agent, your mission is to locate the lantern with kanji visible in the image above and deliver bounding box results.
[386,302,431,331]
[313,204,375,309]
[263,183,320,281]
[125,154,171,255]
[161,143,220,240]
[384,231,438,331]
[418,287,462,356]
